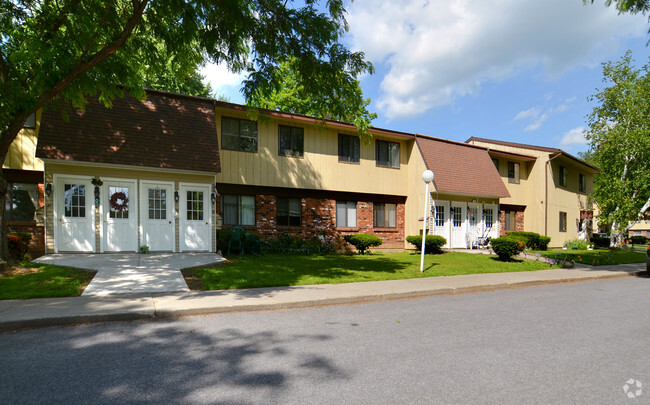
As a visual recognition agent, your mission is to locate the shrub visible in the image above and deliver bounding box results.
[537,236,551,251]
[630,235,648,245]
[343,234,383,255]
[405,235,447,254]
[564,238,588,250]
[591,235,610,248]
[8,232,32,260]
[490,236,526,261]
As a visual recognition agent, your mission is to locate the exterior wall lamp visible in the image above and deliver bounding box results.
[211,192,216,204]
[174,190,179,202]
[45,183,52,196]
[94,186,100,205]
[420,170,434,273]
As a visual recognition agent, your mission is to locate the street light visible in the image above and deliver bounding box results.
[420,170,434,273]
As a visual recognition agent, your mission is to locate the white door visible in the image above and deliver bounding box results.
[55,176,95,252]
[450,202,467,248]
[179,183,211,252]
[102,180,138,252]
[432,200,450,248]
[468,203,482,243]
[140,181,174,251]
[483,204,499,239]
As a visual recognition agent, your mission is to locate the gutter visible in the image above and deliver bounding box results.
[545,153,562,236]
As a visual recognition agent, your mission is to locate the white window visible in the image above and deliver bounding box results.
[336,201,357,227]
[374,203,396,227]
[435,205,445,227]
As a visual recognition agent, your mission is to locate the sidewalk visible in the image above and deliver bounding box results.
[0,263,645,331]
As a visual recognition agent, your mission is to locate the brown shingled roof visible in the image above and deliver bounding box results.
[416,136,510,198]
[37,91,220,173]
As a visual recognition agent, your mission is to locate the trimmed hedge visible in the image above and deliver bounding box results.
[507,231,550,251]
[490,236,526,261]
[405,235,447,254]
[630,235,648,245]
[591,235,610,248]
[564,238,588,250]
[344,234,383,255]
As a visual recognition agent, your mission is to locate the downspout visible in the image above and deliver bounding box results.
[545,153,562,236]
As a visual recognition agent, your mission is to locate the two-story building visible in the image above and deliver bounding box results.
[5,90,594,255]
[465,137,599,247]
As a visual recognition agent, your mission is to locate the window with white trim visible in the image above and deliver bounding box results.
[336,201,357,227]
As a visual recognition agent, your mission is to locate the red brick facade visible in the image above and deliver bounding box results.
[499,208,525,236]
[216,194,405,249]
[7,221,45,258]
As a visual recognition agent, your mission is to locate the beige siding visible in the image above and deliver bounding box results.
[214,108,410,196]
[43,163,216,253]
[4,111,43,171]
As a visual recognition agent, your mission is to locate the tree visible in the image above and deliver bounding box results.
[0,0,373,261]
[585,0,650,34]
[584,51,650,246]
[247,57,377,139]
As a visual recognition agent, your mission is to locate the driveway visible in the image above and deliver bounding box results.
[34,253,225,296]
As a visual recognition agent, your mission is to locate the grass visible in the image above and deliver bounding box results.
[537,248,646,266]
[185,251,559,290]
[0,262,94,300]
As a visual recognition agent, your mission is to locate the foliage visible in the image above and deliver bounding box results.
[261,232,339,255]
[564,238,589,250]
[7,232,31,260]
[591,235,611,248]
[0,262,93,300]
[0,0,373,260]
[248,57,377,140]
[540,249,645,266]
[190,252,558,290]
[630,235,648,244]
[343,234,383,255]
[585,0,650,34]
[507,231,550,251]
[490,236,527,261]
[405,235,447,254]
[584,51,650,247]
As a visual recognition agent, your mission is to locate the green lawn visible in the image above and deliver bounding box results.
[538,249,646,266]
[0,262,94,300]
[187,251,558,290]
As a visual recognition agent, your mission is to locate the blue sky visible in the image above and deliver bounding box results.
[202,0,649,156]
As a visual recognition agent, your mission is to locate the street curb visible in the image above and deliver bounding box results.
[0,269,642,332]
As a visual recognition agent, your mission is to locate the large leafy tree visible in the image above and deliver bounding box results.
[0,0,373,261]
[584,51,650,246]
[247,57,376,139]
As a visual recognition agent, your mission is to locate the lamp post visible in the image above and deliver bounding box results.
[420,170,434,273]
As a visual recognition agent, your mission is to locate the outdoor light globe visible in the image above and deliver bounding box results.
[422,170,434,184]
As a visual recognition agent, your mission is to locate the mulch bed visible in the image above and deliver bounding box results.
[181,268,203,291]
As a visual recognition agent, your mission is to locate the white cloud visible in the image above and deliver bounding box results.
[513,107,541,122]
[524,113,547,132]
[347,0,646,119]
[200,63,247,103]
[560,127,587,148]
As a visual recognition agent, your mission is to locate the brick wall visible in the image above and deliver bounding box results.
[499,209,525,236]
[217,194,405,249]
[7,221,45,258]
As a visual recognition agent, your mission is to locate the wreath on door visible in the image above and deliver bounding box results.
[109,192,129,212]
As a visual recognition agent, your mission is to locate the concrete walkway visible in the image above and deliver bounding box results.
[0,262,645,331]
[34,253,225,295]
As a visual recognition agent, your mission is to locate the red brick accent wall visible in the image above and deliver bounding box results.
[216,194,405,249]
[7,221,45,258]
[499,209,525,236]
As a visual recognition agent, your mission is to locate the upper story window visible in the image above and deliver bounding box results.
[338,134,360,163]
[278,125,304,157]
[559,166,568,187]
[23,113,36,129]
[508,162,520,184]
[579,173,586,193]
[222,116,258,152]
[376,140,400,168]
[491,158,499,172]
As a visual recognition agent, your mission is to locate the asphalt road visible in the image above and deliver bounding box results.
[1,277,649,405]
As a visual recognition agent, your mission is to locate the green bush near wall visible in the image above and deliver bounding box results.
[405,235,447,254]
[343,234,383,255]
[490,236,527,261]
[507,231,550,250]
